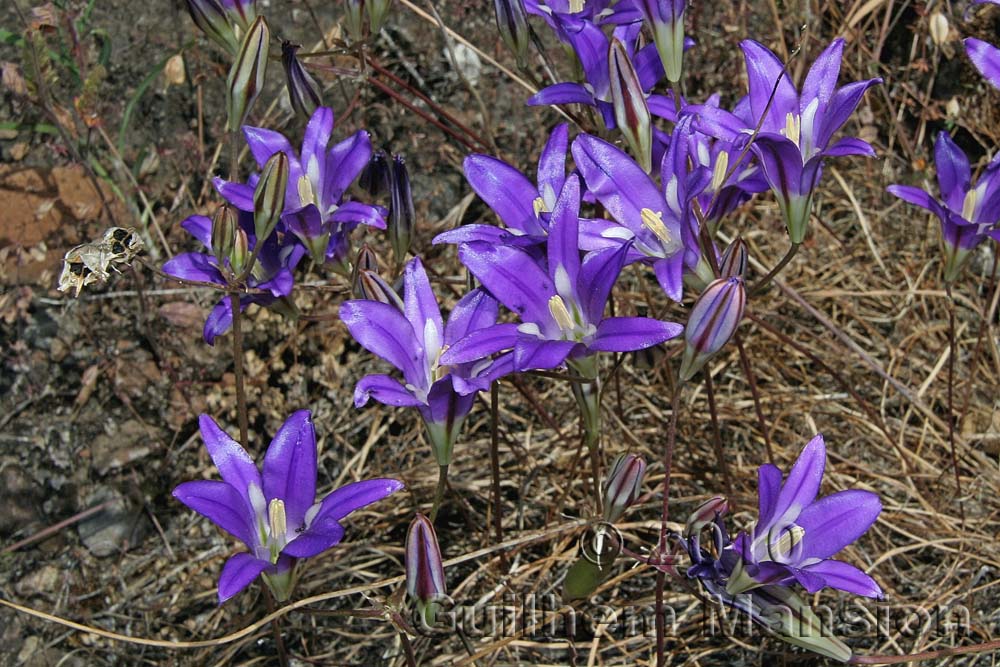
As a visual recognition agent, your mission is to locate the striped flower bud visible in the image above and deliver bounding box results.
[609,39,652,173]
[389,154,414,269]
[253,151,288,243]
[679,277,746,381]
[602,453,646,523]
[226,16,269,132]
[718,236,748,279]
[184,0,239,55]
[493,0,530,68]
[281,41,322,118]
[350,243,379,292]
[357,270,404,310]
[211,203,238,268]
[368,0,394,34]
[683,495,727,538]
[636,0,686,83]
[405,513,447,628]
[231,228,250,275]
[360,149,391,197]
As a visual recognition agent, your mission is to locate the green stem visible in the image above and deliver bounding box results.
[429,464,448,523]
[230,291,249,448]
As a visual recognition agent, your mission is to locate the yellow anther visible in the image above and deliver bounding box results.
[297,175,315,206]
[711,152,730,192]
[767,524,805,561]
[784,112,801,147]
[640,208,674,248]
[962,189,978,221]
[268,498,287,542]
[532,196,547,217]
[548,295,574,331]
[568,0,584,12]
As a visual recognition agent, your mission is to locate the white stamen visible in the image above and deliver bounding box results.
[548,295,574,331]
[783,112,801,147]
[297,175,316,206]
[640,208,676,251]
[962,189,978,221]
[268,498,287,543]
[533,196,547,217]
[711,152,730,192]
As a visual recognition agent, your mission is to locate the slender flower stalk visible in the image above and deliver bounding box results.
[226,16,269,133]
[173,411,403,602]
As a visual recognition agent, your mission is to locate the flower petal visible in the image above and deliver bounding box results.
[162,253,225,285]
[547,174,582,292]
[218,552,271,603]
[591,316,682,352]
[445,288,499,345]
[463,154,544,235]
[198,414,262,497]
[796,489,881,560]
[403,258,444,356]
[966,37,1000,90]
[740,39,797,130]
[323,130,372,205]
[934,131,972,212]
[242,125,295,168]
[262,410,317,529]
[181,215,213,248]
[172,480,254,545]
[536,123,569,208]
[340,300,424,386]
[765,433,826,529]
[802,558,883,598]
[354,374,424,408]
[213,177,256,212]
[282,515,345,558]
[513,336,578,371]
[458,242,554,326]
[801,38,843,108]
[526,82,598,108]
[577,244,629,322]
[440,323,520,365]
[313,478,405,524]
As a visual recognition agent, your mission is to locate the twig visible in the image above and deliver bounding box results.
[488,383,506,570]
[230,292,249,448]
[655,386,681,667]
[703,369,734,500]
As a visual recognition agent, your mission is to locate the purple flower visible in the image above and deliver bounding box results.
[888,131,1000,281]
[340,257,505,465]
[162,213,305,344]
[215,106,386,271]
[441,174,682,373]
[572,119,710,301]
[694,39,881,243]
[435,124,570,248]
[680,435,882,661]
[728,434,883,598]
[965,37,1000,90]
[173,411,403,602]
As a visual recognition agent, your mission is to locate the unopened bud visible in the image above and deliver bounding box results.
[683,495,727,538]
[282,41,322,118]
[350,243,379,291]
[609,39,652,173]
[184,0,239,55]
[211,204,239,267]
[494,0,530,68]
[405,513,447,627]
[360,149,391,197]
[679,277,746,381]
[223,0,257,31]
[929,12,949,46]
[718,236,748,279]
[231,228,251,274]
[389,154,415,267]
[226,16,269,132]
[357,270,404,310]
[253,151,289,243]
[603,453,646,522]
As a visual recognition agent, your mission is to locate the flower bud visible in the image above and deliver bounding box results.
[493,0,530,68]
[609,39,652,173]
[389,154,415,268]
[683,495,727,538]
[718,236,747,279]
[231,228,250,275]
[358,270,404,310]
[367,0,394,34]
[929,12,949,46]
[350,243,379,286]
[344,0,365,41]
[253,151,288,243]
[281,41,322,119]
[679,277,746,381]
[184,0,239,55]
[226,16,269,133]
[602,453,646,523]
[405,513,447,628]
[360,149,391,197]
[211,204,239,267]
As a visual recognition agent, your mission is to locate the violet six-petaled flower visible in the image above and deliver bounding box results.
[173,411,403,603]
[888,131,1000,281]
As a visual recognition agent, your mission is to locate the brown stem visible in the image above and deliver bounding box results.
[366,76,480,152]
[944,284,965,522]
[958,252,999,426]
[749,243,800,297]
[230,291,249,448]
[263,589,289,667]
[655,386,681,667]
[489,383,506,569]
[703,369,734,500]
[429,464,449,523]
[735,332,774,464]
[849,638,1000,664]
